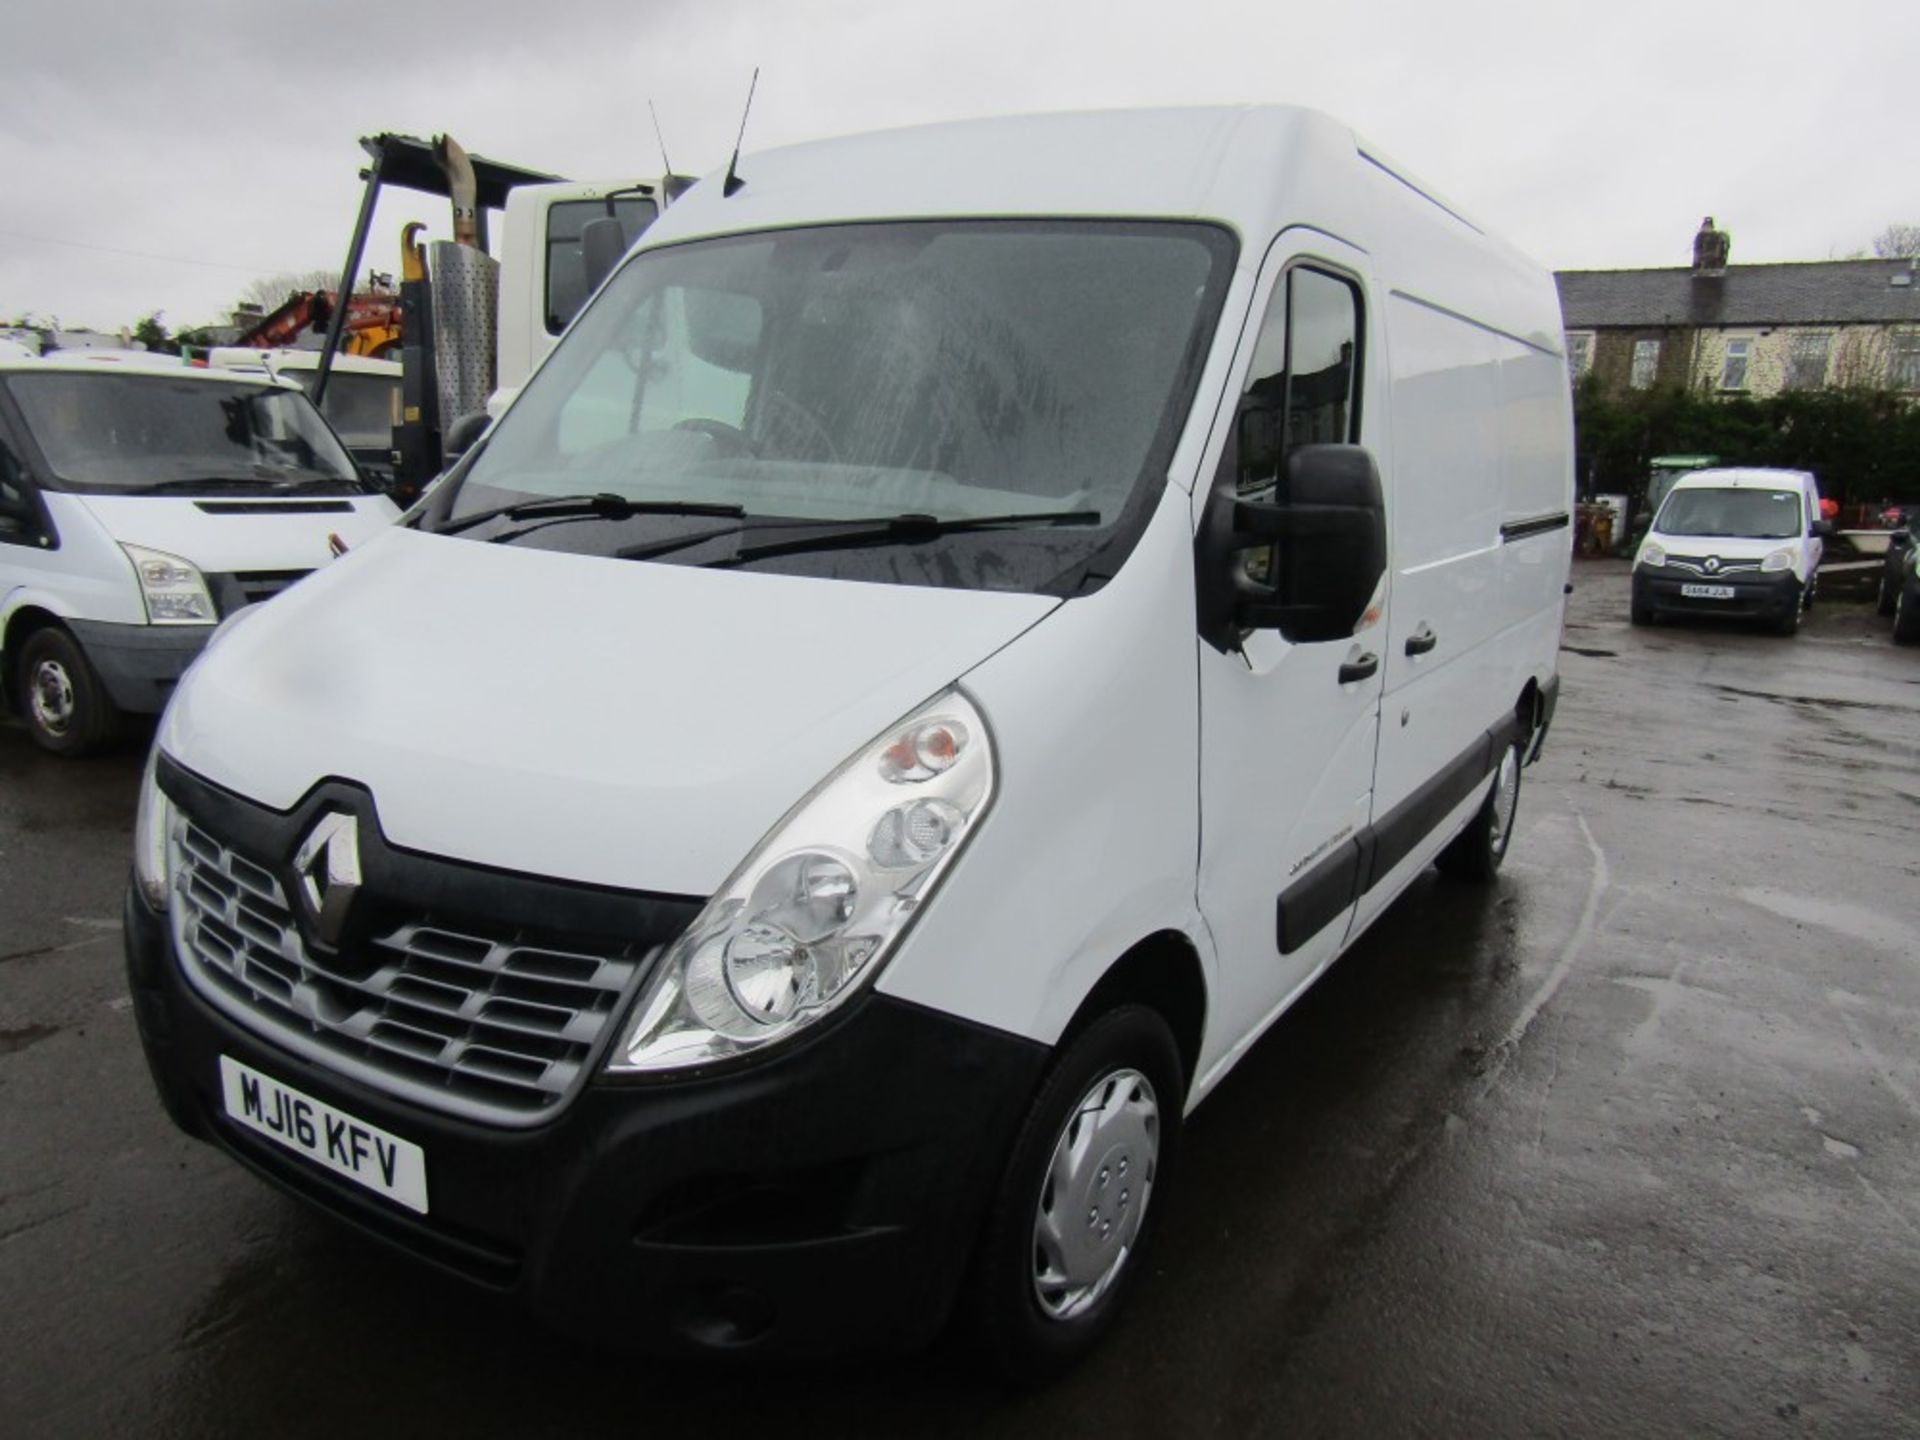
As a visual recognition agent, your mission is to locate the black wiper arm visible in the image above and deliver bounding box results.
[436,492,745,538]
[129,476,291,495]
[720,510,1102,565]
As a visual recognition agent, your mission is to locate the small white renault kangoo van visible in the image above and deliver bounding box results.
[1631,466,1827,633]
[126,107,1573,1377]
[1,356,397,752]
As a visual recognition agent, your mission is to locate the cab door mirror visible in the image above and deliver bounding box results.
[580,217,628,299]
[1811,517,1834,539]
[1197,443,1386,649]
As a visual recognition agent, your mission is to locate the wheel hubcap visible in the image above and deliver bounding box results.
[1489,745,1520,852]
[1031,1067,1158,1321]
[29,659,75,735]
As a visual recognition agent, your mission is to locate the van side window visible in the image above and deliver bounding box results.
[1231,266,1362,501]
[0,418,34,539]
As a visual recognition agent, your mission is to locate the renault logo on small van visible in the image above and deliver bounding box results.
[1704,556,1722,573]
[293,812,362,947]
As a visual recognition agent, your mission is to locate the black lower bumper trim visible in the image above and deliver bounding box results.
[1634,567,1802,621]
[125,887,1049,1355]
[67,619,207,713]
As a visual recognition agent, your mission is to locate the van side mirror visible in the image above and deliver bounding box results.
[1197,444,1386,650]
[443,411,491,462]
[580,217,628,299]
[1812,518,1834,539]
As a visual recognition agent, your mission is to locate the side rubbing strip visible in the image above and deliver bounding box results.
[1500,512,1571,543]
[1276,840,1363,956]
[1273,714,1526,956]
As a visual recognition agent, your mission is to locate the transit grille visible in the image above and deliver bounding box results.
[168,816,649,1124]
[206,569,313,616]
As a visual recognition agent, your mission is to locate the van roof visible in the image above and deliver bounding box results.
[0,353,291,386]
[645,106,1562,353]
[1671,467,1818,491]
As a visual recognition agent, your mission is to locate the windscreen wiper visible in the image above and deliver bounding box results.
[129,476,293,495]
[435,492,746,538]
[714,510,1102,565]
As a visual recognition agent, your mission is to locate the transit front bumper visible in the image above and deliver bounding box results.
[125,887,1047,1355]
[67,619,209,713]
[1633,566,1801,621]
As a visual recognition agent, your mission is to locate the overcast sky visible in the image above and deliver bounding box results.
[4,0,1914,334]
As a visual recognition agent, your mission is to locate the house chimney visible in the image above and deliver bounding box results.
[1692,216,1730,276]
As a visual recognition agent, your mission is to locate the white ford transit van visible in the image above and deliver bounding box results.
[0,357,398,753]
[1630,467,1827,633]
[126,107,1572,1377]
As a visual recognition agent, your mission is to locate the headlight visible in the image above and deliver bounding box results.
[609,691,995,1074]
[1638,542,1666,569]
[1761,547,1795,573]
[122,544,215,625]
[133,746,173,910]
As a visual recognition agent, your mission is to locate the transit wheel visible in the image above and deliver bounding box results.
[965,1005,1183,1383]
[17,627,118,757]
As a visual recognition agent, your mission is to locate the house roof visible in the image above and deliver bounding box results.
[1557,259,1920,330]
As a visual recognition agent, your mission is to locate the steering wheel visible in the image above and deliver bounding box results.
[672,418,758,456]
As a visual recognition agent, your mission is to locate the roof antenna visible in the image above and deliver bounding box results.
[722,68,759,198]
[648,100,674,177]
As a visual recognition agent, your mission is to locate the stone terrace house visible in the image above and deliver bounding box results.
[1556,220,1920,398]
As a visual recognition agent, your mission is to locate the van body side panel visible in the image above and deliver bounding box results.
[1,493,143,628]
[874,482,1207,1048]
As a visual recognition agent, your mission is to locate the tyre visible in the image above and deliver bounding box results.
[1436,737,1523,882]
[1773,589,1802,636]
[1895,585,1920,646]
[1879,569,1898,617]
[15,627,118,756]
[1629,603,1653,626]
[964,1005,1183,1384]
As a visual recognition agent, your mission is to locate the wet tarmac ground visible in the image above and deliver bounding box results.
[3,559,1917,1438]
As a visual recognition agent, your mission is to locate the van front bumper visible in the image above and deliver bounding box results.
[125,887,1047,1355]
[67,620,209,713]
[1632,567,1802,622]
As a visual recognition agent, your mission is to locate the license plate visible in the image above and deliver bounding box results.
[1680,583,1737,599]
[220,1056,428,1214]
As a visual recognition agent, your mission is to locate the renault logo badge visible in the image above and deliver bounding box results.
[1704,556,1721,573]
[293,811,361,946]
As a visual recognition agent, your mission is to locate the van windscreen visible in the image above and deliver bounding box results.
[8,372,362,495]
[445,219,1235,595]
[1655,487,1803,540]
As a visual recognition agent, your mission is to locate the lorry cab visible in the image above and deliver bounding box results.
[1631,466,1826,633]
[126,107,1572,1377]
[0,356,397,752]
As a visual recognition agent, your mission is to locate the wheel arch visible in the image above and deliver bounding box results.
[1055,930,1208,1094]
[1,603,70,707]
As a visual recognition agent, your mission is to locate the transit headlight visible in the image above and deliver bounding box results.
[609,691,995,1073]
[1761,548,1795,573]
[122,544,215,625]
[133,746,173,911]
[1638,542,1666,569]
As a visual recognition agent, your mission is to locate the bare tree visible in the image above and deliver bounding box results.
[1871,223,1920,260]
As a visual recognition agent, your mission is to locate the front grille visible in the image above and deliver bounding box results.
[1663,553,1761,577]
[169,816,651,1125]
[207,569,312,616]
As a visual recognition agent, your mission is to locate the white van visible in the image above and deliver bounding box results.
[125,107,1572,1377]
[1631,466,1827,633]
[0,356,398,753]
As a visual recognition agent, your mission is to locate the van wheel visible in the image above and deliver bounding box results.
[1773,595,1802,636]
[1436,738,1522,882]
[1895,586,1920,645]
[1630,603,1653,626]
[17,627,118,756]
[1879,570,1899,617]
[964,1006,1183,1384]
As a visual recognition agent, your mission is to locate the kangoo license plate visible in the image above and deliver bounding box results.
[1680,583,1737,600]
[219,1056,429,1214]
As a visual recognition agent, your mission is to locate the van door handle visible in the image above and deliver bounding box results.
[1404,624,1438,657]
[1338,652,1380,684]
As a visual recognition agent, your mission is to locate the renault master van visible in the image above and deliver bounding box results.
[0,356,397,753]
[1630,466,1826,634]
[126,107,1573,1378]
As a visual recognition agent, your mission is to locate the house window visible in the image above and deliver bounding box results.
[1721,338,1751,391]
[1565,331,1594,383]
[1785,333,1831,390]
[1891,332,1920,390]
[1630,338,1660,389]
